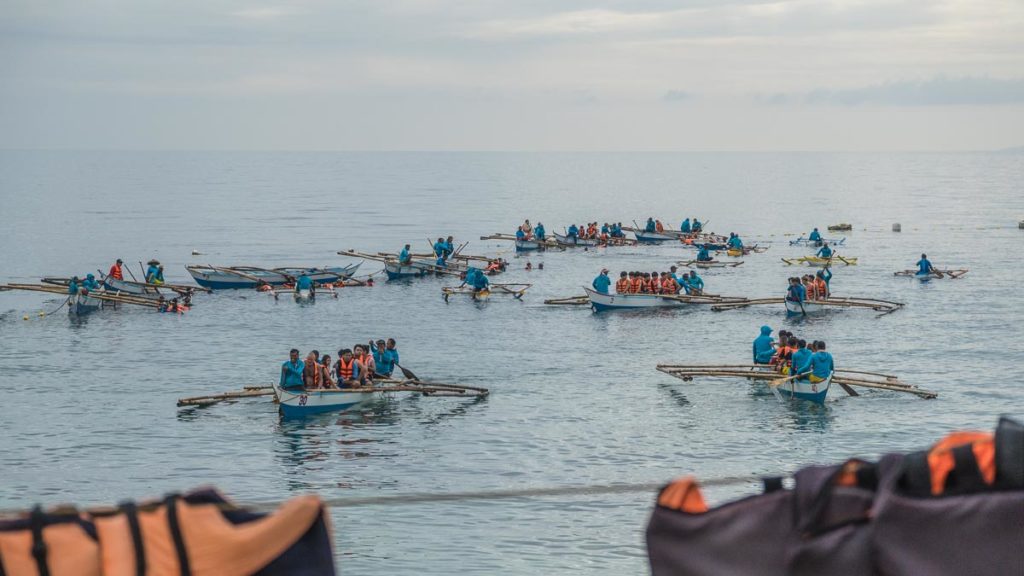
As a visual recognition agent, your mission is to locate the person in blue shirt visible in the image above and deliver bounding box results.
[515,228,526,241]
[692,218,702,232]
[68,276,80,295]
[433,237,447,263]
[280,349,305,391]
[398,244,412,265]
[808,341,834,382]
[681,218,691,233]
[567,224,579,239]
[82,273,100,291]
[295,272,314,296]
[808,228,822,245]
[592,268,611,294]
[752,326,775,364]
[916,254,934,275]
[600,223,609,235]
[817,243,833,259]
[471,268,490,297]
[612,222,624,238]
[443,236,455,259]
[727,233,743,249]
[645,217,656,233]
[786,277,806,302]
[370,338,400,377]
[145,260,164,285]
[790,339,813,377]
[697,244,712,262]
[687,270,704,294]
[534,223,546,240]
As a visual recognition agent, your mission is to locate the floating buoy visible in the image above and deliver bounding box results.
[892,223,901,232]
[23,315,29,321]
[192,249,202,255]
[38,311,45,317]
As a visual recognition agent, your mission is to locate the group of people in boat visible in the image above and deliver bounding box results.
[592,266,704,296]
[679,217,703,233]
[516,220,547,241]
[785,268,832,302]
[752,326,835,382]
[432,236,457,265]
[566,222,627,242]
[280,339,401,391]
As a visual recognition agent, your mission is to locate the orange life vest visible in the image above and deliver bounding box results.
[645,279,658,293]
[804,282,817,300]
[814,278,828,298]
[615,278,630,293]
[337,358,356,381]
[630,277,643,293]
[109,264,123,281]
[662,278,678,294]
[656,221,665,233]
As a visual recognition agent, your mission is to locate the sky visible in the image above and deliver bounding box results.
[1,0,1023,151]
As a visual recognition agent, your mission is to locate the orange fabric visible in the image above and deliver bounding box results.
[337,358,355,381]
[109,264,123,281]
[661,278,678,294]
[658,477,709,513]
[615,278,630,293]
[645,279,657,294]
[630,278,643,293]
[0,521,102,576]
[655,221,665,233]
[927,431,995,495]
[834,460,867,487]
[814,278,828,298]
[95,494,323,576]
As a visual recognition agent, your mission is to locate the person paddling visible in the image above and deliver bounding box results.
[808,341,834,383]
[697,244,712,262]
[816,243,833,259]
[398,244,412,266]
[917,254,935,275]
[280,349,305,391]
[786,277,806,304]
[753,326,775,364]
[592,268,611,294]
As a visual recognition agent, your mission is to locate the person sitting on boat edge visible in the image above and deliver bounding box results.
[281,349,305,391]
[692,218,702,232]
[335,349,365,388]
[753,326,775,364]
[67,276,80,295]
[645,217,657,233]
[591,269,611,294]
[816,243,833,259]
[318,354,336,388]
[371,339,399,377]
[471,268,490,296]
[354,345,376,384]
[680,218,691,233]
[727,233,743,250]
[916,254,934,275]
[808,228,822,245]
[82,273,101,291]
[398,244,412,266]
[566,224,579,240]
[303,351,322,389]
[696,244,712,262]
[109,259,124,281]
[790,340,812,379]
[786,277,806,303]
[534,222,546,241]
[145,260,164,285]
[808,341,834,383]
[443,236,455,259]
[295,272,315,296]
[687,270,704,294]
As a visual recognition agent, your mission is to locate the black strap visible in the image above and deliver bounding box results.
[762,477,784,493]
[855,464,878,491]
[899,451,933,496]
[30,506,50,576]
[995,416,1024,489]
[947,443,986,494]
[120,501,146,576]
[164,495,191,576]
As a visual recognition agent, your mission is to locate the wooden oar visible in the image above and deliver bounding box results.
[394,362,419,382]
[770,372,809,388]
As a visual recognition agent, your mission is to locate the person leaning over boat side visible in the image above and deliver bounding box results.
[816,243,833,259]
[335,349,365,388]
[916,254,935,275]
[808,341,834,383]
[281,349,305,391]
[790,340,812,378]
[752,326,775,364]
[398,244,412,266]
[696,244,712,262]
[534,222,545,241]
[592,269,611,294]
[108,259,124,281]
[82,273,101,291]
[295,272,315,296]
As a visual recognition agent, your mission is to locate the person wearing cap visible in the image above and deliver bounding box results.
[108,259,124,281]
[145,260,164,285]
[592,269,611,294]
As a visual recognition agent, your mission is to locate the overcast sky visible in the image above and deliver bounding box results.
[2,0,1023,150]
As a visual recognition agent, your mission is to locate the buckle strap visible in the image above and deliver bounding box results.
[164,495,192,576]
[30,506,50,576]
[119,501,147,576]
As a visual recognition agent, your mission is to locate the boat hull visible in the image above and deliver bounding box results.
[554,233,598,247]
[69,293,102,316]
[293,289,314,303]
[790,237,846,246]
[515,239,541,252]
[785,300,825,315]
[771,373,832,404]
[633,231,675,244]
[274,385,382,417]
[384,262,430,280]
[584,287,685,311]
[188,264,359,289]
[103,277,162,297]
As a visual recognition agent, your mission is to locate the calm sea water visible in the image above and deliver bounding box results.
[0,151,1022,574]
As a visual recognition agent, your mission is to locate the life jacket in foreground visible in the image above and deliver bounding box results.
[0,488,335,575]
[647,417,1024,576]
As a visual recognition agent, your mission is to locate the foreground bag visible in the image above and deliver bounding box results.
[647,417,1024,576]
[0,488,335,576]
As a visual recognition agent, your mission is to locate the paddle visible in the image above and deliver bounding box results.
[932,266,944,279]
[394,362,419,382]
[125,264,140,283]
[770,372,809,388]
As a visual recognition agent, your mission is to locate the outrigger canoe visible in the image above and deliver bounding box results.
[554,232,599,247]
[69,292,102,316]
[781,256,857,267]
[584,287,688,311]
[632,230,677,244]
[894,269,968,280]
[272,382,489,418]
[784,299,825,316]
[771,371,834,404]
[187,264,361,289]
[442,283,531,301]
[677,260,744,268]
[789,236,846,246]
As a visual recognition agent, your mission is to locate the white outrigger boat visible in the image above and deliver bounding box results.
[272,381,489,418]
[186,264,361,290]
[69,292,102,316]
[632,230,677,244]
[784,299,825,316]
[770,371,834,404]
[583,287,688,312]
[554,232,599,247]
[789,236,846,246]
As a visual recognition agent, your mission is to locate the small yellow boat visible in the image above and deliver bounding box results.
[781,256,858,267]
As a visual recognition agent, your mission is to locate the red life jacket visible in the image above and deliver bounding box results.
[336,358,356,381]
[109,264,123,280]
[630,277,643,293]
[615,278,630,293]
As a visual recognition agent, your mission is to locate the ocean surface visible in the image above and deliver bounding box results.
[0,150,1022,574]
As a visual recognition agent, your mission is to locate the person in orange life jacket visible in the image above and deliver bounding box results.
[816,268,832,296]
[281,349,305,391]
[661,272,679,294]
[615,272,630,293]
[318,354,336,388]
[353,344,376,382]
[334,349,365,388]
[108,259,124,281]
[802,274,817,300]
[630,272,644,293]
[302,351,321,389]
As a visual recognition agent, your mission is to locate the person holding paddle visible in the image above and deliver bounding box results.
[808,341,834,383]
[816,243,834,259]
[917,254,936,276]
[786,277,806,305]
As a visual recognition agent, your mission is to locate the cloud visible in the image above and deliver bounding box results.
[777,77,1024,106]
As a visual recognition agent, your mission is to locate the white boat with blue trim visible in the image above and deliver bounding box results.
[69,292,103,316]
[632,230,677,244]
[554,232,598,247]
[770,371,833,404]
[186,263,360,289]
[274,385,382,418]
[784,299,825,316]
[584,287,687,311]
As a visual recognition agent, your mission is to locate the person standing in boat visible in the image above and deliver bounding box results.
[752,326,775,364]
[592,268,611,294]
[443,236,455,259]
[808,228,822,246]
[816,243,833,259]
[108,259,124,281]
[533,222,545,241]
[433,237,447,264]
[398,244,412,266]
[681,218,691,233]
[808,341,834,383]
[295,272,315,297]
[696,244,713,262]
[645,217,656,233]
[916,254,935,275]
[334,349,365,388]
[280,349,305,391]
